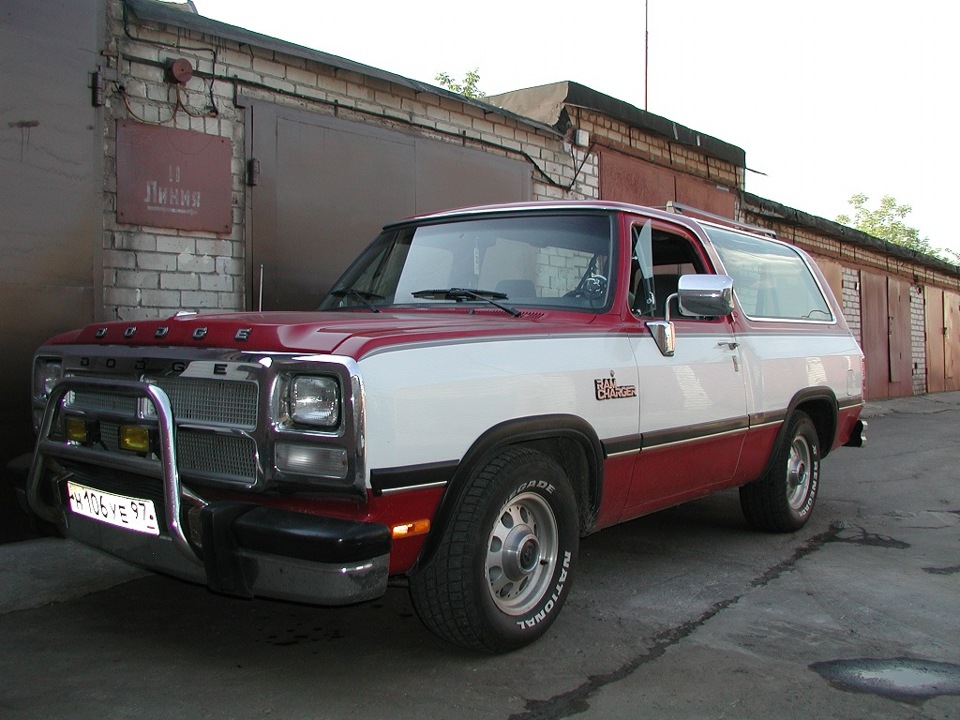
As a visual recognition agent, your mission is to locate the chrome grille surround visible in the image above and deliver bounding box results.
[36,347,367,498]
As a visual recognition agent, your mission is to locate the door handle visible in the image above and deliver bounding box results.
[718,341,739,350]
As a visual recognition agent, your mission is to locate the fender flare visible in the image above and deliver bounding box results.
[413,414,604,571]
[761,387,838,478]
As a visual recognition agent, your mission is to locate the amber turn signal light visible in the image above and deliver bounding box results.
[391,519,431,539]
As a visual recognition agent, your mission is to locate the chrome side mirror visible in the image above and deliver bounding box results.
[677,274,734,317]
[645,275,734,357]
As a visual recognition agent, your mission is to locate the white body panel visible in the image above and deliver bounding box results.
[736,330,864,416]
[359,335,640,473]
[630,325,746,434]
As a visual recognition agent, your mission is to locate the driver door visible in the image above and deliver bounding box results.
[622,220,748,518]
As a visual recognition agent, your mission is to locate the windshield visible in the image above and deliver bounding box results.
[319,213,616,312]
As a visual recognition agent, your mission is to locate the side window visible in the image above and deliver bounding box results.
[706,226,833,321]
[630,226,706,319]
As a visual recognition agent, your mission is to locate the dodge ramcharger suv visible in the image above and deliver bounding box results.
[23,201,866,652]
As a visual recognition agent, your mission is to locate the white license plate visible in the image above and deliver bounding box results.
[66,481,160,536]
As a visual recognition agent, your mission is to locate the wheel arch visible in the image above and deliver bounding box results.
[770,387,838,468]
[414,414,603,571]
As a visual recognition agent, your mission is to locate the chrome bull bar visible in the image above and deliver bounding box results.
[27,376,205,565]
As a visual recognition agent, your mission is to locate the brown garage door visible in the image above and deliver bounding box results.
[598,147,736,218]
[861,271,913,399]
[947,291,960,391]
[926,287,960,393]
[926,287,946,394]
[248,102,532,311]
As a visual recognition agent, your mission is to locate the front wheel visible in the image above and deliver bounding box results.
[409,446,579,653]
[740,411,821,532]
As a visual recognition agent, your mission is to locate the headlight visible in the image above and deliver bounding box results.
[288,375,340,428]
[34,358,63,401]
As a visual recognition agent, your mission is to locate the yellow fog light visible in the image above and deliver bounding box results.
[118,425,151,453]
[65,417,89,444]
[391,519,431,539]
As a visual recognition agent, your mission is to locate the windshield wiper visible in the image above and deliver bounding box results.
[327,288,383,313]
[411,288,521,317]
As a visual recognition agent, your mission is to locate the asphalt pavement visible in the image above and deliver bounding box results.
[1,393,958,719]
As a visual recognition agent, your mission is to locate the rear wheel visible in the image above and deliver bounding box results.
[740,411,821,532]
[409,446,579,653]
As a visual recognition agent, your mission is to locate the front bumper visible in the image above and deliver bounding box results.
[200,501,391,604]
[58,500,391,605]
[26,376,391,606]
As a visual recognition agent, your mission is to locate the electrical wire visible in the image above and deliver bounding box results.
[119,8,591,190]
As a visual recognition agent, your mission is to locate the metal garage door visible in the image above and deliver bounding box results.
[814,257,844,312]
[861,271,913,399]
[247,103,532,310]
[925,287,960,393]
[598,147,736,218]
[0,0,103,463]
[926,287,946,394]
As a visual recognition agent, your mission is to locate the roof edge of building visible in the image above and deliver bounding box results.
[124,0,561,137]
[487,80,746,169]
[741,191,960,277]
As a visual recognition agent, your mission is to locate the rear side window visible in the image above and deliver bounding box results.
[705,226,833,322]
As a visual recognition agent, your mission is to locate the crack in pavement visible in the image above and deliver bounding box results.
[829,524,911,549]
[508,526,842,720]
[923,564,960,576]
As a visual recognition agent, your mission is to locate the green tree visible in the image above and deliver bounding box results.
[435,68,485,99]
[836,193,950,260]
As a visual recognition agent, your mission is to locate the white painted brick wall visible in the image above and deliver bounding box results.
[911,285,926,394]
[842,267,862,346]
[104,0,606,319]
[102,4,247,321]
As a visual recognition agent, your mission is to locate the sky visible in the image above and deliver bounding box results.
[192,0,960,254]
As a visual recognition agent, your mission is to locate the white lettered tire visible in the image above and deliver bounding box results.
[410,446,579,652]
[740,411,821,532]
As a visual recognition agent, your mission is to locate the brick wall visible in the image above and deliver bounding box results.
[102,1,247,319]
[102,0,598,319]
[841,267,862,345]
[572,108,742,190]
[911,285,927,394]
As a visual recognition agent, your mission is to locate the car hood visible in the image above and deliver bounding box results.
[47,308,603,359]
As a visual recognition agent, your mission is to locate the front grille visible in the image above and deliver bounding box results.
[65,376,258,430]
[92,422,257,487]
[151,377,258,430]
[177,429,258,485]
[61,374,261,487]
[67,391,138,416]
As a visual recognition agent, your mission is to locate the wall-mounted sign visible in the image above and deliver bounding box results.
[116,120,232,233]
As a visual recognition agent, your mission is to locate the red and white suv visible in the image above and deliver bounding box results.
[25,201,866,651]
